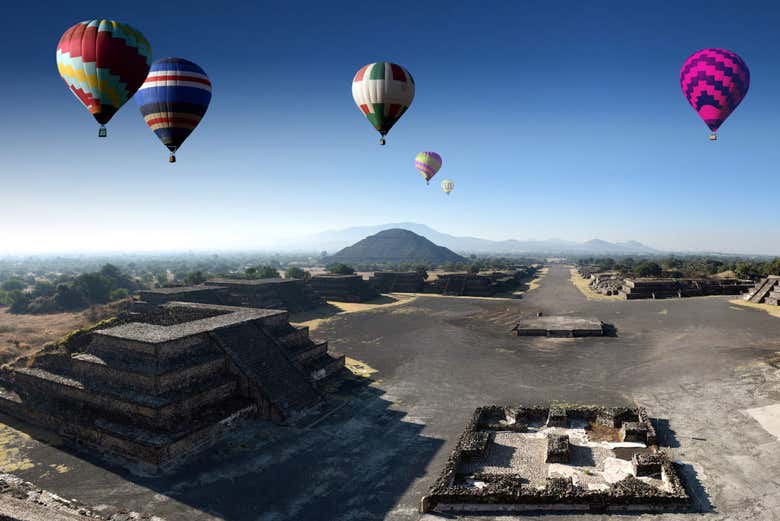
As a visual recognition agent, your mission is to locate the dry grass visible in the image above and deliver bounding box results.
[569,269,623,301]
[524,267,549,293]
[729,299,780,319]
[0,302,126,365]
[290,294,418,332]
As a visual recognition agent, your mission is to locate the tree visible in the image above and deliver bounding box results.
[7,290,30,314]
[414,265,429,280]
[258,265,281,278]
[1,279,25,292]
[327,263,355,275]
[468,263,481,274]
[185,271,207,284]
[32,280,56,298]
[74,273,113,303]
[635,261,663,278]
[110,288,129,301]
[245,267,257,278]
[55,284,86,310]
[285,266,310,281]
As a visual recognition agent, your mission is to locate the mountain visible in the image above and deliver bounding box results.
[276,222,660,255]
[324,229,466,264]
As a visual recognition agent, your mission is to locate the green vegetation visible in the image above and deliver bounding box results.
[327,263,356,275]
[6,263,138,314]
[245,265,281,279]
[285,266,310,281]
[578,256,780,280]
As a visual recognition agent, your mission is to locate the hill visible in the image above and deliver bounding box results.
[278,222,660,255]
[325,229,466,265]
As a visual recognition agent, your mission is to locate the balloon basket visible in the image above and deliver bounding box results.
[98,126,107,138]
[379,138,386,145]
[169,154,176,163]
[709,133,717,141]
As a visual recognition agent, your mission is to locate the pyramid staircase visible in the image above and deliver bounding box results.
[0,303,343,471]
[748,276,780,305]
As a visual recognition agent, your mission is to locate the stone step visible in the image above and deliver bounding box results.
[209,322,322,421]
[0,386,254,471]
[289,341,328,364]
[273,326,311,348]
[11,367,238,430]
[71,351,226,395]
[305,352,345,383]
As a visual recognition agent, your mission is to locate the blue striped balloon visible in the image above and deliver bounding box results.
[136,58,212,162]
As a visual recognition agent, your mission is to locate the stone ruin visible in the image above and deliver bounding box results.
[620,278,753,300]
[745,275,780,306]
[511,316,612,337]
[308,274,380,302]
[367,267,537,298]
[429,273,497,297]
[136,277,323,313]
[368,271,426,293]
[421,405,688,514]
[0,473,164,521]
[0,301,343,472]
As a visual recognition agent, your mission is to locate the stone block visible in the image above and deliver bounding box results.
[546,433,570,463]
[620,421,648,443]
[547,406,568,427]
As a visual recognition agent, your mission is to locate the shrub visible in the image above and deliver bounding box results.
[1,279,25,292]
[327,263,355,275]
[285,266,310,281]
[110,288,129,301]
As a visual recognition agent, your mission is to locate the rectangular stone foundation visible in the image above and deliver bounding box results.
[512,317,607,337]
[421,405,687,514]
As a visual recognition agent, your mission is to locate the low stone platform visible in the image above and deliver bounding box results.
[511,317,608,337]
[368,272,426,293]
[308,275,380,302]
[0,302,343,472]
[421,405,687,514]
[136,277,323,313]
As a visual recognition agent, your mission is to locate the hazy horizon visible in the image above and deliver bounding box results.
[1,220,778,257]
[3,2,780,256]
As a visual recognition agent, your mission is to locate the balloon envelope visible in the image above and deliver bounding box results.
[136,58,212,158]
[415,152,442,183]
[352,62,414,142]
[441,179,454,195]
[56,19,152,127]
[680,48,749,134]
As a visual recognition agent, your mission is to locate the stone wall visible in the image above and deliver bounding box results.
[421,405,684,514]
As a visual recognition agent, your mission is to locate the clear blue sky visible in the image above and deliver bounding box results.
[2,1,780,255]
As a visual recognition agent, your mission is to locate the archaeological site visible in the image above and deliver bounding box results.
[421,405,689,514]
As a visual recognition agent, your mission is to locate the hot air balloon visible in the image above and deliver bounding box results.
[352,62,414,145]
[441,179,454,196]
[135,58,212,163]
[415,152,442,184]
[56,19,152,137]
[680,48,750,140]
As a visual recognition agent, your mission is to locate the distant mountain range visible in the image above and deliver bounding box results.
[325,229,466,264]
[277,222,660,255]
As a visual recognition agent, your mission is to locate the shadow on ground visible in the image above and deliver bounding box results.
[1,368,444,521]
[651,417,714,513]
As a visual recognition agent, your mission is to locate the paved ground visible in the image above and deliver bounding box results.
[1,264,779,521]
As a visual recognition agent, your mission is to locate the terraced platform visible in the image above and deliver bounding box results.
[0,302,343,471]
